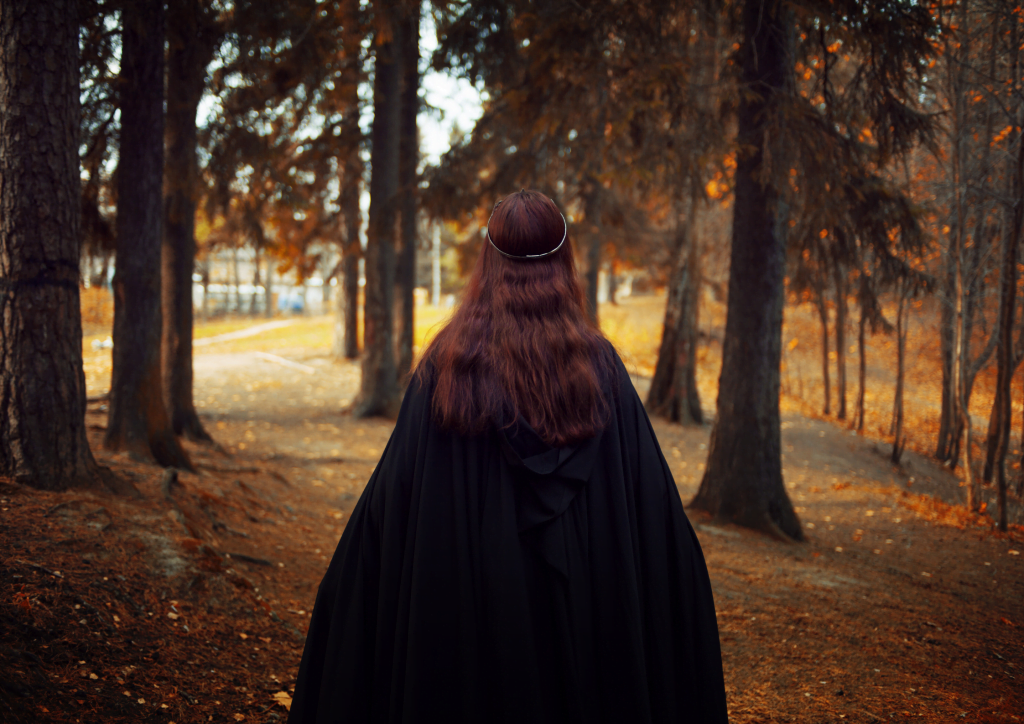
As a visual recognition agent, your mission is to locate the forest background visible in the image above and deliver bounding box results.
[1,0,1023,721]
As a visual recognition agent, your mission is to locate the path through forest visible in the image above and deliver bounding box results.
[1,340,1021,723]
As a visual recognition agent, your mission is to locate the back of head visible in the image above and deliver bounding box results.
[418,190,616,447]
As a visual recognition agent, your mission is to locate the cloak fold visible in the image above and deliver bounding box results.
[289,354,728,723]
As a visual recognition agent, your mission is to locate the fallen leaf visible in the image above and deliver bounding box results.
[273,691,293,711]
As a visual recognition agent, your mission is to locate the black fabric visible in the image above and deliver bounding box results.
[289,354,728,723]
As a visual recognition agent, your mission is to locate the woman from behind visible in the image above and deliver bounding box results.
[289,190,728,723]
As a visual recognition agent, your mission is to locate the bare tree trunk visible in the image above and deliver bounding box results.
[106,0,191,469]
[816,285,831,416]
[936,252,956,459]
[833,262,848,421]
[647,192,702,423]
[162,0,215,443]
[199,263,209,320]
[856,294,867,433]
[338,161,361,360]
[0,0,129,493]
[891,286,907,464]
[333,2,363,362]
[231,245,240,315]
[355,7,402,417]
[583,183,601,325]
[1003,10,1024,519]
[691,0,802,541]
[250,248,261,315]
[395,4,419,381]
[264,258,273,318]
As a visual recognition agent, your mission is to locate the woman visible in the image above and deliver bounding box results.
[289,191,728,723]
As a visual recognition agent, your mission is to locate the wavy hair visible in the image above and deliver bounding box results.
[416,190,616,447]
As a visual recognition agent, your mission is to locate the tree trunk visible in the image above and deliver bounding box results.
[1002,13,1024,521]
[395,5,419,381]
[250,247,260,316]
[855,293,867,433]
[583,184,601,325]
[0,0,128,493]
[936,251,956,459]
[891,286,907,464]
[647,193,702,423]
[162,0,215,443]
[690,0,802,541]
[816,285,831,416]
[231,245,240,314]
[333,5,363,362]
[200,263,209,319]
[264,258,274,318]
[105,0,191,470]
[337,152,362,360]
[833,262,847,421]
[354,9,402,417]
[990,135,1021,529]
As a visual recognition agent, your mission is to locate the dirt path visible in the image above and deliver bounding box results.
[1,347,1021,723]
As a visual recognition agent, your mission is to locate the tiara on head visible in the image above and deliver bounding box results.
[486,201,568,260]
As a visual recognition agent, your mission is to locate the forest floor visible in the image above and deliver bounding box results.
[2,299,1023,723]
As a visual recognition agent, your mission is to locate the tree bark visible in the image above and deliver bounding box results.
[583,184,601,325]
[331,0,363,362]
[395,5,419,381]
[0,0,128,493]
[891,285,907,464]
[989,135,1020,529]
[690,0,802,541]
[355,8,402,417]
[1002,13,1023,521]
[816,284,831,416]
[936,250,956,459]
[249,247,260,315]
[833,261,848,421]
[105,0,192,469]
[264,258,273,318]
[647,193,702,424]
[162,0,215,442]
[855,290,867,433]
[231,245,240,314]
[335,149,361,360]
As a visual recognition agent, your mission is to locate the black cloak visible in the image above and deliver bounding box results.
[289,354,728,723]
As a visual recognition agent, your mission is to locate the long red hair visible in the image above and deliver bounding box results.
[416,190,616,447]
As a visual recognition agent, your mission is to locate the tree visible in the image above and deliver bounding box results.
[692,0,936,538]
[646,5,726,421]
[355,2,404,417]
[395,4,420,381]
[0,0,128,492]
[163,0,220,442]
[647,189,704,424]
[689,0,802,540]
[979,1,1024,530]
[332,0,366,363]
[105,0,192,469]
[933,0,1003,469]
